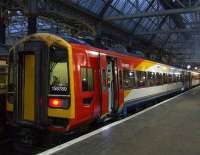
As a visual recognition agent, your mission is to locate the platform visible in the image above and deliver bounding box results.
[39,86,200,155]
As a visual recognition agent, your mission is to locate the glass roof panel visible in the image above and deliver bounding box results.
[6,14,87,45]
[138,0,149,11]
[6,0,198,55]
[71,0,105,14]
[68,0,173,41]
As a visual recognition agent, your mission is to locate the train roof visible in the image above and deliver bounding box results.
[11,33,199,74]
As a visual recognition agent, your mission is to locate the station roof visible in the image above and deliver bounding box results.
[2,0,200,68]
[69,0,200,67]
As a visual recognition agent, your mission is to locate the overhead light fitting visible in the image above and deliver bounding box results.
[187,65,191,69]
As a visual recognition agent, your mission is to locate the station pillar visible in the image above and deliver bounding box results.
[28,15,37,35]
[0,17,6,44]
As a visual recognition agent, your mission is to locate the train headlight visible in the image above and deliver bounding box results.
[49,98,70,109]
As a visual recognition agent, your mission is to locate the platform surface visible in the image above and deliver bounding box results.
[42,86,200,155]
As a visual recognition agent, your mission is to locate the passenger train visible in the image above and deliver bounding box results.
[6,33,200,133]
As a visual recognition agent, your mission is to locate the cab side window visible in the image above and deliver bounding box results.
[81,67,94,91]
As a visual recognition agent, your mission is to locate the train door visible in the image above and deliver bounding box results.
[18,53,36,122]
[15,41,48,125]
[107,57,123,113]
[117,60,124,113]
[99,55,122,116]
[80,53,98,120]
[107,58,115,113]
[106,57,120,113]
[99,54,109,116]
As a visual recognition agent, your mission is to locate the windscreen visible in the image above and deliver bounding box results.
[49,46,70,95]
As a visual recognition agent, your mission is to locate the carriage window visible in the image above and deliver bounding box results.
[172,74,175,82]
[81,67,94,91]
[180,74,184,82]
[177,74,181,82]
[136,71,147,88]
[174,74,180,82]
[147,72,156,86]
[160,73,163,84]
[156,73,162,85]
[173,74,176,82]
[49,46,69,95]
[123,70,136,89]
[163,73,168,84]
[168,74,173,83]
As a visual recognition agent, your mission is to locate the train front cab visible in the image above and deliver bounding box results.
[6,34,75,132]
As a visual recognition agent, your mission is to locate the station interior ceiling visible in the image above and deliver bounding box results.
[1,0,200,70]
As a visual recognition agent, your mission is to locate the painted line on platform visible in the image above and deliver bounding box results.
[38,86,199,155]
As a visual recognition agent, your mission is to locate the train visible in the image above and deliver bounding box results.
[6,33,200,133]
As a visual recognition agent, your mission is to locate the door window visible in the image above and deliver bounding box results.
[102,69,107,90]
